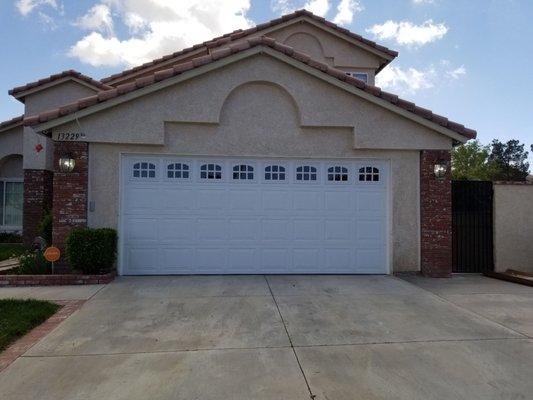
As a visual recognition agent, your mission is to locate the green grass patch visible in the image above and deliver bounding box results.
[0,299,60,351]
[0,243,26,262]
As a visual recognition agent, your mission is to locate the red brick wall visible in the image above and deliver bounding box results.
[52,142,88,269]
[420,150,452,277]
[22,169,53,246]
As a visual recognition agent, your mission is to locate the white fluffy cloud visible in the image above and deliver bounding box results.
[333,0,363,26]
[271,0,330,16]
[367,19,448,46]
[15,0,59,16]
[412,0,434,4]
[73,4,114,35]
[377,62,466,95]
[69,0,253,68]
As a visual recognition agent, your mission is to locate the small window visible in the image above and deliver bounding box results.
[296,166,317,181]
[233,164,254,180]
[133,162,156,178]
[346,72,368,84]
[328,166,348,182]
[265,165,286,181]
[358,166,380,182]
[200,163,222,180]
[167,163,190,179]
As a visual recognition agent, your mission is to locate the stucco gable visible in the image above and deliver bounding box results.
[27,38,475,144]
[42,53,457,152]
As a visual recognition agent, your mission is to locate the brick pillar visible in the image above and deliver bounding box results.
[420,150,452,277]
[23,169,54,246]
[52,142,88,269]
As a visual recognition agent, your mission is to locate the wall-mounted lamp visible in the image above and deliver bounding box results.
[58,154,76,173]
[433,161,448,180]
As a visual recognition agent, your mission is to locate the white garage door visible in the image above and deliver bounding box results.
[120,156,389,275]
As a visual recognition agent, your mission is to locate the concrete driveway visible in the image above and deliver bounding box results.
[0,275,531,400]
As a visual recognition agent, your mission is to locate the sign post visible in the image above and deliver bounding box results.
[43,246,61,274]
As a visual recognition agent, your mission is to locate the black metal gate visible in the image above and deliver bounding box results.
[452,181,494,273]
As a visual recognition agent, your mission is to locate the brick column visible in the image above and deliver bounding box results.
[420,150,452,277]
[52,142,88,269]
[22,169,54,246]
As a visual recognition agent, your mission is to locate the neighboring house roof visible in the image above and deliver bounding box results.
[24,37,476,140]
[101,9,398,86]
[0,115,23,133]
[8,70,113,100]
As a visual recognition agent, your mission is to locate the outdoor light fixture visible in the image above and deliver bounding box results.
[433,161,448,180]
[58,154,76,173]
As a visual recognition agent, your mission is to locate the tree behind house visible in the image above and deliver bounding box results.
[452,139,531,181]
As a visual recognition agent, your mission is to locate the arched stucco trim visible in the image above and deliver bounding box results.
[0,154,23,178]
[218,80,302,126]
[283,32,326,60]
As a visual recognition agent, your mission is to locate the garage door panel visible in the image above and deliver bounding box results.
[228,248,257,271]
[229,190,260,211]
[197,189,227,210]
[293,248,321,270]
[325,191,352,212]
[261,248,290,272]
[293,191,322,211]
[229,218,259,240]
[261,219,291,240]
[125,188,162,212]
[161,189,194,210]
[161,248,195,270]
[159,218,196,241]
[262,190,290,211]
[293,219,323,240]
[197,219,227,240]
[121,156,389,275]
[197,248,227,270]
[125,218,158,241]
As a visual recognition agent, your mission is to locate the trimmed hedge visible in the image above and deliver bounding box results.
[65,228,117,274]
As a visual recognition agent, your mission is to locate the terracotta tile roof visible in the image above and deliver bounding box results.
[101,9,398,85]
[24,37,476,139]
[0,115,23,132]
[8,70,113,97]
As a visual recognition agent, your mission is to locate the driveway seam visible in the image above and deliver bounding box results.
[264,275,316,400]
[21,344,293,358]
[399,278,530,339]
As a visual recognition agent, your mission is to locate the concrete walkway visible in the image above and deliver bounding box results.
[0,275,531,399]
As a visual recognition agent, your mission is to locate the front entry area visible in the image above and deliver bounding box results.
[120,156,389,275]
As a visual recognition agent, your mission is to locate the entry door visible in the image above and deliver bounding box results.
[120,156,389,275]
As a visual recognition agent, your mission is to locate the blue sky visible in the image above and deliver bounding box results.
[1,0,532,164]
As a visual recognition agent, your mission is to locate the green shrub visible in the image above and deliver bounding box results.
[65,228,117,274]
[16,251,52,275]
[37,210,53,245]
[0,232,22,243]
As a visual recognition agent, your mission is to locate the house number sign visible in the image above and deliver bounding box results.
[55,132,86,141]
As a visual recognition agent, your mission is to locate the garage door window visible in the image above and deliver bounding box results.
[296,166,317,181]
[232,164,254,180]
[133,162,156,178]
[327,166,349,182]
[200,163,222,180]
[265,165,286,181]
[167,163,190,179]
[358,166,380,182]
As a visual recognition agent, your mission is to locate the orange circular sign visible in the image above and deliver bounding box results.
[43,246,61,262]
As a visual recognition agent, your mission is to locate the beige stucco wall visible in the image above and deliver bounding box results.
[24,79,98,116]
[48,52,458,272]
[0,125,23,162]
[22,127,54,171]
[494,184,533,273]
